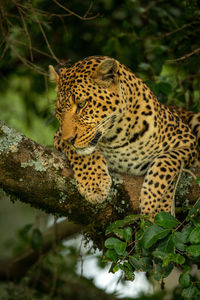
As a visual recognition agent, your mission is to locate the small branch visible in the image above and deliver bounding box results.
[30,2,61,65]
[167,48,200,63]
[16,3,33,62]
[83,0,94,18]
[157,21,200,39]
[53,0,100,21]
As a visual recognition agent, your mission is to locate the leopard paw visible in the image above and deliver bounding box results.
[75,172,112,204]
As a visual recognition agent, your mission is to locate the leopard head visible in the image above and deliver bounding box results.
[50,56,126,155]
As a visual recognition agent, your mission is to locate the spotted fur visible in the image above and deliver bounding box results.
[50,56,200,217]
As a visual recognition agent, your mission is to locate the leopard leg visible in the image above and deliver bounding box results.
[54,128,112,203]
[189,112,200,157]
[139,148,196,217]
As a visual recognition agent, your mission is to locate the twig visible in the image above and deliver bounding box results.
[83,0,94,18]
[13,1,71,18]
[10,47,47,75]
[30,3,60,64]
[12,39,59,60]
[17,4,33,62]
[167,48,200,63]
[53,0,100,21]
[157,21,200,39]
[0,42,8,60]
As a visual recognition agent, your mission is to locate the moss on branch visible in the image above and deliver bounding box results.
[0,120,199,244]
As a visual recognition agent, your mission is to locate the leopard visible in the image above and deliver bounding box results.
[49,56,200,217]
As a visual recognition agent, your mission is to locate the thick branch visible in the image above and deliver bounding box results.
[0,120,199,232]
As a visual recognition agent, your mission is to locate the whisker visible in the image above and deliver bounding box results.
[96,113,118,131]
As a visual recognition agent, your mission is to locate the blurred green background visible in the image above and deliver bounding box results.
[0,0,200,299]
[1,0,200,146]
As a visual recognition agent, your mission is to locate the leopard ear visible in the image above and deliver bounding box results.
[93,58,119,86]
[49,65,59,82]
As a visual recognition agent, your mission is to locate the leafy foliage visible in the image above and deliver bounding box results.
[0,224,119,300]
[104,202,200,299]
[0,0,200,298]
[14,223,43,253]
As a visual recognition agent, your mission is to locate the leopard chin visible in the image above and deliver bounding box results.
[75,146,96,156]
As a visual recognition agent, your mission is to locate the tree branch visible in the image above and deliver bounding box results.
[0,220,81,281]
[167,48,200,63]
[0,121,140,226]
[0,120,199,236]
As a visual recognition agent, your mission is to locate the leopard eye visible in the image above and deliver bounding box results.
[77,101,86,109]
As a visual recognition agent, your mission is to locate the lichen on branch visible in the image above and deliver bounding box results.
[0,120,199,238]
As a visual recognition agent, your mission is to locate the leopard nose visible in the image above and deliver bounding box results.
[63,134,77,145]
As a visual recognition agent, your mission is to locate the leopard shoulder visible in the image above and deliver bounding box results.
[50,56,200,217]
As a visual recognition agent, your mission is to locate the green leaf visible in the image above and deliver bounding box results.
[155,211,179,229]
[183,265,191,273]
[189,227,200,244]
[147,82,159,95]
[123,261,133,271]
[140,218,153,230]
[18,224,33,242]
[153,250,167,259]
[162,253,185,267]
[129,256,142,270]
[158,82,172,95]
[139,257,153,272]
[186,244,200,257]
[191,218,200,227]
[181,223,194,243]
[195,176,200,184]
[114,240,126,255]
[111,227,132,242]
[105,237,118,249]
[182,285,199,299]
[123,214,144,224]
[172,232,186,251]
[105,215,142,235]
[157,235,174,253]
[109,262,119,273]
[125,271,135,281]
[153,251,185,267]
[187,202,200,220]
[152,58,164,75]
[153,262,173,280]
[141,225,170,249]
[105,237,126,255]
[105,221,128,235]
[123,227,133,243]
[113,228,125,239]
[112,264,119,273]
[179,273,191,288]
[31,228,43,250]
[105,249,118,262]
[152,250,168,260]
[119,263,135,281]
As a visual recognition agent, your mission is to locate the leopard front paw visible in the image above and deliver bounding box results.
[75,173,112,204]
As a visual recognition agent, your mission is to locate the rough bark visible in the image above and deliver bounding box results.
[0,120,200,239]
